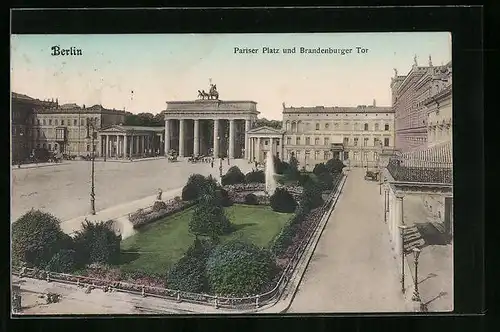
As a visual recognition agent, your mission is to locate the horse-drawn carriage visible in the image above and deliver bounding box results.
[188,155,212,163]
[167,149,178,162]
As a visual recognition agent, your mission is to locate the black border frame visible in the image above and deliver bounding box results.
[6,6,485,332]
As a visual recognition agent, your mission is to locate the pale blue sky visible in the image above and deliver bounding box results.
[11,33,451,120]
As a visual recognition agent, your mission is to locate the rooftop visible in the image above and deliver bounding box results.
[283,105,393,114]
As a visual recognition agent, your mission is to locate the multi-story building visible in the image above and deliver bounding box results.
[32,103,127,156]
[391,56,452,152]
[282,100,395,168]
[11,92,57,162]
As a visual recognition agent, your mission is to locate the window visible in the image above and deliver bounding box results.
[276,139,280,146]
[363,138,368,146]
[315,123,320,130]
[43,143,46,149]
[48,144,52,150]
[49,119,52,125]
[265,140,269,146]
[81,119,85,126]
[364,123,369,131]
[36,143,40,148]
[384,138,390,147]
[315,137,320,145]
[61,119,65,125]
[296,137,301,145]
[86,145,90,152]
[296,150,301,159]
[55,119,58,125]
[37,119,40,125]
[74,119,77,126]
[374,152,378,160]
[315,150,320,159]
[287,137,291,145]
[324,151,329,160]
[43,119,46,125]
[343,137,349,146]
[374,138,379,146]
[324,137,329,145]
[305,150,310,160]
[334,123,339,129]
[354,138,358,146]
[305,137,310,145]
[385,124,390,131]
[374,123,379,131]
[325,123,330,129]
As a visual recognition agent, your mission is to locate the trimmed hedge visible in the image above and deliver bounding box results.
[152,200,168,212]
[72,220,122,266]
[189,197,232,239]
[45,249,77,273]
[244,193,259,205]
[325,158,345,174]
[221,166,246,186]
[129,200,195,229]
[206,240,277,297]
[245,170,265,183]
[270,188,297,213]
[312,163,328,176]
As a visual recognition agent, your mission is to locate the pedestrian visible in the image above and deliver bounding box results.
[211,158,214,168]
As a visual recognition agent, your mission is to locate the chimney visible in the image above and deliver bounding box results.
[373,99,376,107]
[428,55,433,67]
[83,104,86,109]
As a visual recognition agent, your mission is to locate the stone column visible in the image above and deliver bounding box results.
[256,137,261,162]
[179,119,185,157]
[164,119,170,156]
[229,119,235,159]
[194,119,200,156]
[123,134,127,159]
[245,119,251,160]
[105,135,109,158]
[213,119,219,157]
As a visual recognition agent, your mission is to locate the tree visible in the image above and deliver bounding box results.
[317,171,335,190]
[284,155,300,181]
[325,158,346,174]
[123,112,163,127]
[312,163,328,176]
[73,220,122,266]
[206,240,277,296]
[189,196,232,240]
[254,118,283,130]
[300,179,324,212]
[12,210,71,267]
[273,156,287,174]
[182,174,212,201]
[46,249,77,273]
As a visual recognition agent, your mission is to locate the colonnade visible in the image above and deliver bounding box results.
[164,118,252,159]
[99,133,163,159]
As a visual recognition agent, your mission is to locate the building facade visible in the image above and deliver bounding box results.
[391,56,452,152]
[282,101,395,169]
[163,100,259,159]
[246,126,285,162]
[32,103,127,157]
[11,93,57,162]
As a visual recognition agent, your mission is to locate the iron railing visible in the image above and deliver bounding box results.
[387,157,452,184]
[12,175,344,311]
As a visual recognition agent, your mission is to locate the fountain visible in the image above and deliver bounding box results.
[265,152,277,196]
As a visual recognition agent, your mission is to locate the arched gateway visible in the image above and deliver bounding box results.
[163,100,259,159]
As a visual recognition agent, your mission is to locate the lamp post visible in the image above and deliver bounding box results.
[217,136,223,182]
[398,224,408,293]
[86,121,97,215]
[412,247,422,303]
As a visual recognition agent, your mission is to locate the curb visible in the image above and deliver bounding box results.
[12,162,68,170]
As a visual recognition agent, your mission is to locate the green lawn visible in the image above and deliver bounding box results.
[118,204,292,275]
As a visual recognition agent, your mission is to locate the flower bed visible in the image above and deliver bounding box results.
[128,198,195,229]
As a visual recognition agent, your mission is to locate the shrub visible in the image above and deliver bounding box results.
[45,249,77,273]
[270,188,297,213]
[167,238,215,293]
[73,220,122,266]
[221,166,245,186]
[245,170,265,183]
[244,193,259,205]
[216,188,233,207]
[317,171,335,190]
[152,200,167,212]
[12,210,70,267]
[313,163,328,176]
[189,199,232,239]
[298,173,312,186]
[206,240,277,296]
[325,158,345,174]
[273,156,287,174]
[271,222,297,256]
[300,180,324,212]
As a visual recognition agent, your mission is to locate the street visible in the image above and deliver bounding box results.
[11,158,252,222]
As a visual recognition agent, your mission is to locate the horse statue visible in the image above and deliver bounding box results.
[197,90,210,100]
[208,84,219,100]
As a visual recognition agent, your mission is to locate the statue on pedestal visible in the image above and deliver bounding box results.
[156,188,163,201]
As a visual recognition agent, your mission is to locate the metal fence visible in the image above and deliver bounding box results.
[12,175,343,311]
[386,157,453,184]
